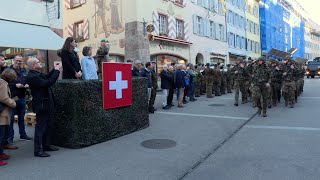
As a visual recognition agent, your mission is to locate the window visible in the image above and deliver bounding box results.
[196,16,203,35]
[235,14,239,27]
[251,41,254,51]
[236,0,240,8]
[247,39,251,51]
[251,22,254,33]
[159,14,168,35]
[74,21,85,42]
[254,23,256,34]
[236,35,241,48]
[229,32,235,47]
[176,19,184,38]
[209,21,215,38]
[219,24,224,41]
[242,37,245,49]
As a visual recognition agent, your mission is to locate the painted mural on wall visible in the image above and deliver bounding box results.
[93,0,124,38]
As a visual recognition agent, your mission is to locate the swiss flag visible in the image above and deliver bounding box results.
[102,63,132,109]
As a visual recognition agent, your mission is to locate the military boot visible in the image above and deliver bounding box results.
[262,112,267,117]
[257,109,262,115]
[290,102,294,108]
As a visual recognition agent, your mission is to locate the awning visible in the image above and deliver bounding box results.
[0,20,64,50]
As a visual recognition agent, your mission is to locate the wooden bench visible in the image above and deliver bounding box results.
[24,113,37,127]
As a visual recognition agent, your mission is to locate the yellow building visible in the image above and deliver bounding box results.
[63,0,192,73]
[245,0,261,59]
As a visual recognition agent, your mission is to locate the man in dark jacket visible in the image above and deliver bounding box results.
[160,65,172,109]
[7,55,32,150]
[167,66,175,107]
[26,58,61,157]
[149,62,158,113]
[140,62,153,113]
[132,60,142,77]
[0,54,6,74]
[175,64,185,107]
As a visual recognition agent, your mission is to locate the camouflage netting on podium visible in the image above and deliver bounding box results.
[49,78,149,149]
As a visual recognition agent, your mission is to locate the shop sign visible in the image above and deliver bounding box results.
[146,24,155,33]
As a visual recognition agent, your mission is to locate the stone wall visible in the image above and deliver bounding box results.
[50,78,149,149]
[125,21,151,64]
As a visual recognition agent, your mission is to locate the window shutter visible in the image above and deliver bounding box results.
[184,21,190,41]
[204,0,209,9]
[214,0,218,12]
[168,16,176,38]
[67,23,74,38]
[193,14,198,34]
[202,0,206,7]
[65,0,71,9]
[83,19,89,40]
[153,11,160,35]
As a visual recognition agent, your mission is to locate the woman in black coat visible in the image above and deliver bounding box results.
[59,37,82,79]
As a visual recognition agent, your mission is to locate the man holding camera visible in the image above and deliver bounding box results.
[26,58,61,157]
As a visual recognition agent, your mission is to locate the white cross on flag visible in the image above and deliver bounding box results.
[102,63,132,109]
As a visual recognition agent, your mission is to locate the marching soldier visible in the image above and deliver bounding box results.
[233,58,249,106]
[270,58,283,106]
[282,56,296,108]
[226,64,233,93]
[252,57,271,117]
[213,64,221,96]
[204,63,214,98]
[220,65,227,95]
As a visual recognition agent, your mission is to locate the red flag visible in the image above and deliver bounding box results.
[102,63,132,109]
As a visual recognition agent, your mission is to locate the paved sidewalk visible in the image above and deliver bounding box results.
[2,92,256,180]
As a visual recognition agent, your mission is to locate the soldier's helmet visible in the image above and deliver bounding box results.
[205,63,210,67]
[257,56,266,62]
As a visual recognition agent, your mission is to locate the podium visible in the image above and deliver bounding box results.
[49,78,149,149]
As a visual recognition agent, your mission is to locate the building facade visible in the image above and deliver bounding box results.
[188,0,228,65]
[63,0,193,74]
[226,0,247,63]
[245,0,261,59]
[305,20,320,60]
[259,0,305,60]
[0,0,63,73]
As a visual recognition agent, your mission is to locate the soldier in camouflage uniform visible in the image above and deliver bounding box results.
[233,58,249,106]
[220,65,227,95]
[270,59,283,106]
[213,64,221,96]
[282,56,296,108]
[252,56,271,117]
[204,63,214,98]
[200,64,206,95]
[195,65,203,97]
[265,60,273,108]
[226,64,233,93]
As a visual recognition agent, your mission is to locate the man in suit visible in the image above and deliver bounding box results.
[26,58,61,157]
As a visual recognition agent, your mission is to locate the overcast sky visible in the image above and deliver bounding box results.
[295,0,320,24]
